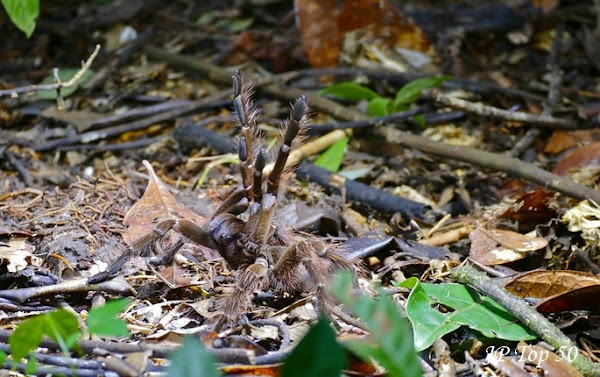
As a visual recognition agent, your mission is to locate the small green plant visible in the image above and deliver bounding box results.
[6,299,130,370]
[1,0,39,37]
[314,137,349,172]
[319,76,451,118]
[399,277,537,351]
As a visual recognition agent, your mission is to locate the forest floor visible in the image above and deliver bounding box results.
[2,1,600,376]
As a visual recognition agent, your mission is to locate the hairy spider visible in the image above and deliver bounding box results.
[92,73,355,320]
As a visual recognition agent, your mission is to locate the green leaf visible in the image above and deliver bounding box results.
[413,114,426,127]
[0,350,6,365]
[37,68,95,100]
[314,137,349,172]
[331,272,422,377]
[400,277,537,351]
[394,76,451,108]
[87,299,131,337]
[9,316,45,363]
[25,356,36,375]
[44,309,81,351]
[319,82,380,101]
[166,336,219,377]
[281,319,346,377]
[366,97,392,117]
[1,0,39,37]
[217,17,254,32]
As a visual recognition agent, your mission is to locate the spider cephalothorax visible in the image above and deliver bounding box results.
[91,72,355,320]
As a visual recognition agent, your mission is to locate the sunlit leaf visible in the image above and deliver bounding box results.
[281,319,346,377]
[1,0,39,37]
[217,17,254,32]
[44,309,81,351]
[166,336,219,377]
[87,299,131,337]
[400,277,537,351]
[314,137,349,172]
[394,76,450,108]
[37,68,95,100]
[319,82,380,101]
[366,98,392,117]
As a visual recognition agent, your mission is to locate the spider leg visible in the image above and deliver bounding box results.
[233,71,259,190]
[249,96,307,247]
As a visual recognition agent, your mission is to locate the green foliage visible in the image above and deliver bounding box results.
[282,319,346,377]
[9,309,81,365]
[37,68,95,100]
[393,76,450,108]
[1,0,39,37]
[217,17,254,32]
[314,137,349,172]
[319,82,380,101]
[399,277,537,351]
[331,272,422,377]
[86,299,131,337]
[166,336,219,377]
[7,300,130,370]
[321,76,450,118]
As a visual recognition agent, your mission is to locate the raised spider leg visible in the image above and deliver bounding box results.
[233,71,257,191]
[248,96,307,247]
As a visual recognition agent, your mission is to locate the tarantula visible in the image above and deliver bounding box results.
[91,72,355,319]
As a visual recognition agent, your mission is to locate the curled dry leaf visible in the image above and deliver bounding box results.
[505,270,600,299]
[122,160,206,245]
[469,227,547,266]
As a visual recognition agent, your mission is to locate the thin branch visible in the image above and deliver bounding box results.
[430,89,578,129]
[0,44,101,98]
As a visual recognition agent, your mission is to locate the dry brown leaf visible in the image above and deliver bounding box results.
[294,0,432,69]
[294,0,340,69]
[499,189,558,231]
[122,160,206,245]
[505,270,600,299]
[552,141,600,176]
[536,284,600,314]
[517,342,582,377]
[469,228,547,266]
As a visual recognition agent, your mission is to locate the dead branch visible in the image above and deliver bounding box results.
[0,44,101,98]
[429,88,577,129]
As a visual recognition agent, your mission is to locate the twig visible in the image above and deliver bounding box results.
[33,97,230,151]
[0,277,135,303]
[451,263,600,377]
[0,44,101,98]
[383,127,600,203]
[429,89,577,129]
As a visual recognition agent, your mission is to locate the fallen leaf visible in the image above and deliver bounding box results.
[123,160,206,245]
[536,285,600,314]
[505,270,600,299]
[469,227,547,266]
[552,141,600,176]
[294,0,432,69]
